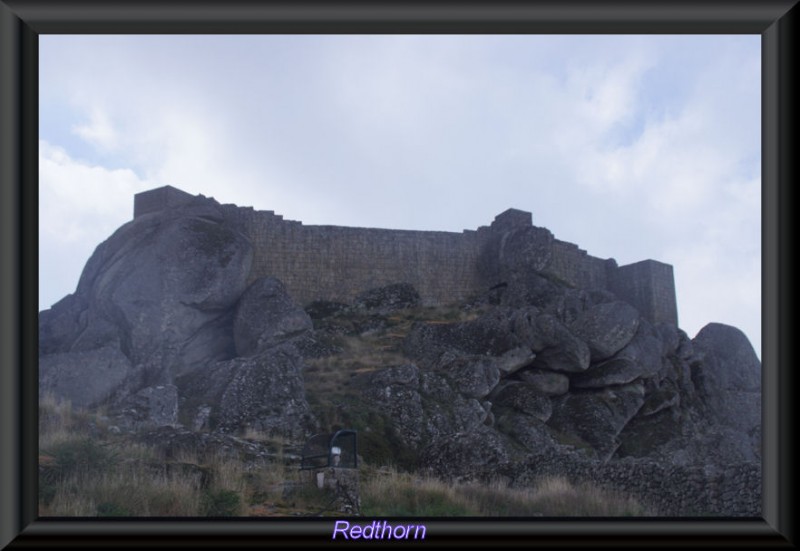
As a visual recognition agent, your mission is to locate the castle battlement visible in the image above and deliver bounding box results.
[133,186,677,325]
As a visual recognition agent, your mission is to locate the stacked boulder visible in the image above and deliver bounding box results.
[359,273,761,493]
[39,198,317,440]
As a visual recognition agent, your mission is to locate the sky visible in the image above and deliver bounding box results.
[39,35,762,358]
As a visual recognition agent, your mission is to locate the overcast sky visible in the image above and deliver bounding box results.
[39,35,761,358]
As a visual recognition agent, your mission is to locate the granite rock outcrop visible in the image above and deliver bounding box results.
[38,189,761,516]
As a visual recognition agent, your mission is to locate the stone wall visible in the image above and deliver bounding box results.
[508,453,761,517]
[132,187,679,325]
[224,205,490,307]
[610,260,679,326]
[133,185,196,218]
[543,239,611,290]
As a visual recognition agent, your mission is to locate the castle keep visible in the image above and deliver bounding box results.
[133,185,678,326]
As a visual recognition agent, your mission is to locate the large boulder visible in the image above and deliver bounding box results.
[548,381,646,461]
[494,346,537,376]
[616,409,760,466]
[39,293,88,356]
[532,339,591,374]
[440,356,501,400]
[614,322,763,466]
[420,426,512,482]
[614,406,688,461]
[38,202,255,409]
[491,382,553,422]
[499,272,563,312]
[496,226,554,276]
[41,206,252,368]
[362,364,426,447]
[509,308,549,351]
[692,323,760,393]
[417,371,490,440]
[516,368,570,395]
[178,343,316,440]
[112,384,179,430]
[360,365,493,452]
[233,277,313,356]
[638,383,681,417]
[571,320,664,389]
[568,301,640,362]
[512,312,591,373]
[691,323,761,458]
[421,394,489,443]
[39,345,132,408]
[402,309,520,366]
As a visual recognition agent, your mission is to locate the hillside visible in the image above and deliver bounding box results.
[38,192,761,516]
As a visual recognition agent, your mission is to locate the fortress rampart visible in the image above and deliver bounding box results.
[133,186,678,326]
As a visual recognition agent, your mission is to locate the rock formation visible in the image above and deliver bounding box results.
[38,189,761,516]
[39,197,316,439]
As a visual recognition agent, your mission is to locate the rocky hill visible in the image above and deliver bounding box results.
[38,195,761,516]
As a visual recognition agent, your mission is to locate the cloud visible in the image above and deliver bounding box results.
[71,107,119,151]
[533,36,761,358]
[667,217,761,351]
[38,35,761,356]
[39,140,154,308]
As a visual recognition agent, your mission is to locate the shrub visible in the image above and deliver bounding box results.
[202,489,242,516]
[41,437,117,482]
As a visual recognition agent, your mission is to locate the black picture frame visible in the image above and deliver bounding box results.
[1,1,796,548]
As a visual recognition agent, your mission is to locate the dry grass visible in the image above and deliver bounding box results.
[38,392,652,517]
[360,469,472,515]
[39,299,652,519]
[38,394,341,517]
[305,335,405,388]
[520,476,650,516]
[360,467,653,517]
[303,302,488,433]
[39,442,206,517]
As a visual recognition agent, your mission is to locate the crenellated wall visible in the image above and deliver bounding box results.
[543,239,611,291]
[133,186,678,325]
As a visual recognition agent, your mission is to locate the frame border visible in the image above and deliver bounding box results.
[1,1,796,548]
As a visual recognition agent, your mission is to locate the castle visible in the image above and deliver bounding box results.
[133,185,678,326]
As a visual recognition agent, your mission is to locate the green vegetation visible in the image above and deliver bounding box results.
[201,489,242,516]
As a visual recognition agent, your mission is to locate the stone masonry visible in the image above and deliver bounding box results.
[132,186,678,326]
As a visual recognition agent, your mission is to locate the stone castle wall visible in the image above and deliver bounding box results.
[133,186,678,325]
[224,205,490,307]
[543,239,612,291]
[610,260,678,326]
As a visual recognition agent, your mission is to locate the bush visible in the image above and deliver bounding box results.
[41,437,117,482]
[39,479,57,505]
[202,489,241,516]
